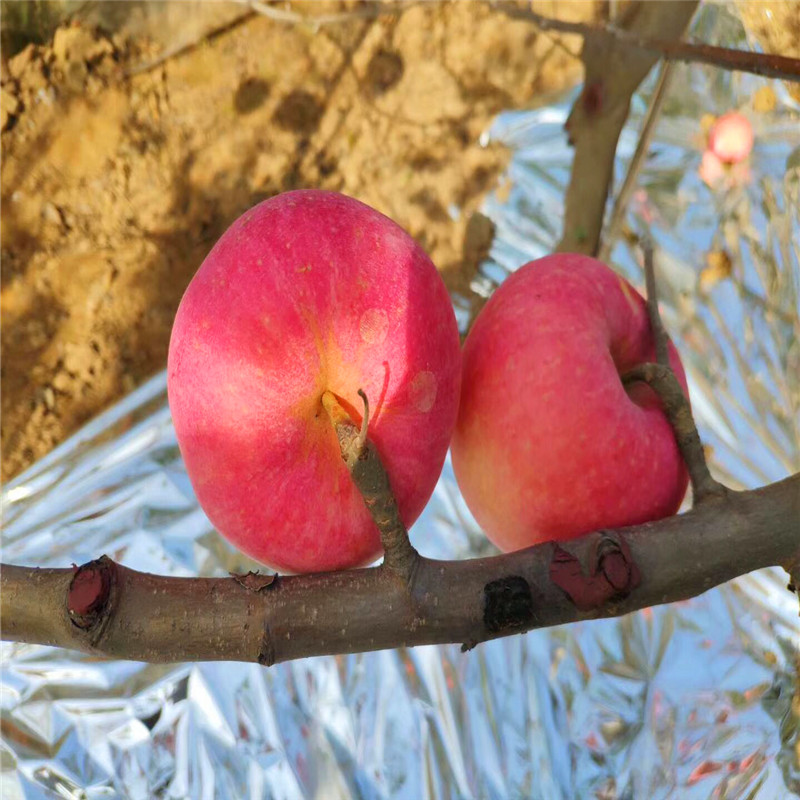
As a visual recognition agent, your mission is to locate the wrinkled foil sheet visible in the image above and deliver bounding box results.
[3,5,799,799]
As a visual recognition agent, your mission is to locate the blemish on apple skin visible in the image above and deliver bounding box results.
[410,370,437,413]
[359,308,389,345]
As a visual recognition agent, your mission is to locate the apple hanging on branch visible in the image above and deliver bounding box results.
[2,191,797,666]
[452,253,690,553]
[168,191,692,574]
[167,190,461,574]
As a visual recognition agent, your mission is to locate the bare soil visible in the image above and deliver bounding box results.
[1,1,597,482]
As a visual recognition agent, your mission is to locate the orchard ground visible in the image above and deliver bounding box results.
[0,1,601,482]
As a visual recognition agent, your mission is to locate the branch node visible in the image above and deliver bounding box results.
[582,80,604,115]
[231,571,277,592]
[67,556,116,633]
[550,533,641,612]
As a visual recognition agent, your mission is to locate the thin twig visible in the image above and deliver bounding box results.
[598,62,674,264]
[125,1,412,77]
[623,243,727,503]
[246,0,413,26]
[495,2,800,83]
[322,390,418,580]
[642,242,670,368]
[125,10,256,77]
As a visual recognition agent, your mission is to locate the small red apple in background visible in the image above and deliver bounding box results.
[698,150,726,188]
[707,111,753,164]
[451,254,689,553]
[168,190,461,573]
[699,111,753,189]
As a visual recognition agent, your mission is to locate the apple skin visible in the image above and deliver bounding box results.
[707,111,753,164]
[167,190,461,573]
[451,253,689,552]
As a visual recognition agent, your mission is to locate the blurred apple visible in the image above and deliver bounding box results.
[707,111,753,164]
[699,149,726,188]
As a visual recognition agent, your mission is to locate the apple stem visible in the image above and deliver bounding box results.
[621,363,724,503]
[322,389,419,580]
[633,242,728,504]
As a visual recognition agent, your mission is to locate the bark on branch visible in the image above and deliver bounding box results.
[2,473,798,664]
[495,2,800,82]
[552,1,700,255]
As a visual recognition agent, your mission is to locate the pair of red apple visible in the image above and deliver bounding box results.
[168,191,688,573]
[699,111,754,189]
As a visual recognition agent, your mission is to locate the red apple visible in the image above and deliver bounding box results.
[707,111,753,164]
[168,190,461,573]
[699,149,725,188]
[699,148,751,190]
[451,253,689,552]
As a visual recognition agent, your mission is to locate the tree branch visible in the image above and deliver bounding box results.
[552,1,699,255]
[495,2,800,82]
[498,1,800,256]
[2,473,797,663]
[642,242,670,369]
[622,362,727,504]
